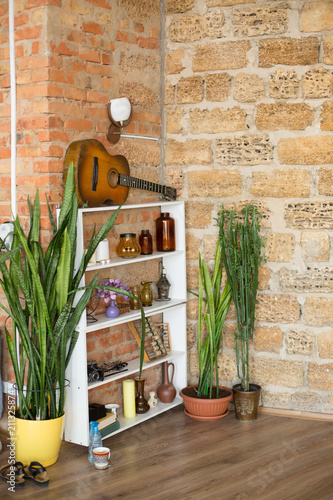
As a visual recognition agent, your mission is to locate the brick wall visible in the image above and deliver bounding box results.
[165,0,333,413]
[0,0,162,428]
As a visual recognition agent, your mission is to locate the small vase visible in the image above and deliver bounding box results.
[157,362,176,403]
[135,377,150,414]
[105,300,119,319]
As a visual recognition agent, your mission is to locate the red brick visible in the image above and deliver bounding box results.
[18,145,64,158]
[86,0,112,9]
[86,91,109,103]
[67,30,85,45]
[64,119,93,131]
[32,41,39,54]
[31,68,49,82]
[79,49,101,63]
[38,131,68,142]
[151,28,159,39]
[0,147,10,158]
[102,52,113,65]
[86,62,111,76]
[15,12,29,27]
[64,87,87,101]
[17,84,63,99]
[88,36,114,52]
[34,160,64,172]
[49,69,75,84]
[0,176,11,188]
[82,22,103,35]
[15,26,42,40]
[26,0,61,7]
[49,40,78,56]
[138,37,159,49]
[71,61,86,72]
[136,24,144,33]
[116,30,138,45]
[138,111,161,124]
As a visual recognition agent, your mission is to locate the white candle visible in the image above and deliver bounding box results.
[96,239,109,262]
[123,380,136,418]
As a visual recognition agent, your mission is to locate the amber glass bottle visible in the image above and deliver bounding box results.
[139,229,153,255]
[156,213,175,252]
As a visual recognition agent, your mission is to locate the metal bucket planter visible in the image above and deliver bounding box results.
[233,384,261,422]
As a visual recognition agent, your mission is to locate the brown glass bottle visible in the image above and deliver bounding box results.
[156,212,175,252]
[139,229,153,255]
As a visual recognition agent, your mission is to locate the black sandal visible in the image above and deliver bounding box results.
[0,461,25,487]
[23,461,49,487]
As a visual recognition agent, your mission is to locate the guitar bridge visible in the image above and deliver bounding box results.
[92,157,99,191]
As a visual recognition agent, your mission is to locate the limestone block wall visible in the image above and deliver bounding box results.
[165,0,333,413]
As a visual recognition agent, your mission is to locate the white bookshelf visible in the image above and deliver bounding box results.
[63,201,187,446]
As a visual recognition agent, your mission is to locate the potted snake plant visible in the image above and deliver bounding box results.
[218,204,265,422]
[0,163,145,466]
[180,240,233,421]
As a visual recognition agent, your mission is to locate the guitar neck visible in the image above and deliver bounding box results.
[118,174,167,196]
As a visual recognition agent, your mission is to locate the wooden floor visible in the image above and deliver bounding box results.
[0,406,332,500]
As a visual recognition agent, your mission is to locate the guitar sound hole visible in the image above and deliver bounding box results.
[107,169,119,188]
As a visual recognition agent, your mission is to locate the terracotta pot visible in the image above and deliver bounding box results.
[180,385,233,421]
[232,383,261,422]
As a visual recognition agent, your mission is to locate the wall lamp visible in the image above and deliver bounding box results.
[106,97,132,144]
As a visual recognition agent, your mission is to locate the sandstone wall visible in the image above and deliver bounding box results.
[165,0,333,413]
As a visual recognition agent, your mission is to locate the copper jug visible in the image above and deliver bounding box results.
[157,362,176,403]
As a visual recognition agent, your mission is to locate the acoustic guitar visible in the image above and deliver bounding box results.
[63,139,177,208]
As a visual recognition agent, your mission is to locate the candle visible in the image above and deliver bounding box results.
[123,380,136,418]
[96,239,109,262]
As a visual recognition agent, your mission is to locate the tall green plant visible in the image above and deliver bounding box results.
[189,242,232,398]
[218,204,265,391]
[0,163,145,420]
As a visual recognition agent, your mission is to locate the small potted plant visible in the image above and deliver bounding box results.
[180,240,233,421]
[218,204,266,422]
[97,278,132,318]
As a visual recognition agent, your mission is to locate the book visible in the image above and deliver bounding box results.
[97,413,116,430]
[99,420,120,439]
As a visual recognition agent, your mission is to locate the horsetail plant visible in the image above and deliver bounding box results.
[189,242,232,398]
[0,162,145,420]
[218,204,265,392]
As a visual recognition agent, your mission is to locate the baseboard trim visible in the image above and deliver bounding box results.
[228,402,333,421]
[258,406,333,421]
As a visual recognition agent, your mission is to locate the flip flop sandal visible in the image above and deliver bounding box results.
[0,461,25,487]
[23,461,49,487]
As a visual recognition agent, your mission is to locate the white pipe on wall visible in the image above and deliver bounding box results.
[8,0,17,219]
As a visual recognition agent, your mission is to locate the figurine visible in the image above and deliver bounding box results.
[148,391,157,409]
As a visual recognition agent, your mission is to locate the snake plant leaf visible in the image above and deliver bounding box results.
[56,228,71,314]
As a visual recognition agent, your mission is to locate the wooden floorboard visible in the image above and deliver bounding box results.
[0,406,332,500]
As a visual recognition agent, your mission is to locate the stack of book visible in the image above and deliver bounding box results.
[96,413,120,438]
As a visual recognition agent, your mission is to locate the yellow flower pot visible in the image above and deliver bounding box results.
[14,413,65,467]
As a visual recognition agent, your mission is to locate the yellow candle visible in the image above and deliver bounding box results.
[123,379,136,418]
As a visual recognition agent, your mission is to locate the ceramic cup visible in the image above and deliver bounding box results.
[93,447,111,470]
[105,403,119,419]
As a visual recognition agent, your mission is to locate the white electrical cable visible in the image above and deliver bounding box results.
[122,134,159,141]
[8,0,16,218]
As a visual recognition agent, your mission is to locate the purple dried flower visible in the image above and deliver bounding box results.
[96,278,132,303]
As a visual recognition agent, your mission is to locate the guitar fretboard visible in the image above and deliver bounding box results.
[118,174,167,195]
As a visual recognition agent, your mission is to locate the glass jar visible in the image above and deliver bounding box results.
[156,212,175,252]
[116,233,141,259]
[129,284,141,310]
[139,229,153,255]
[141,281,154,307]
